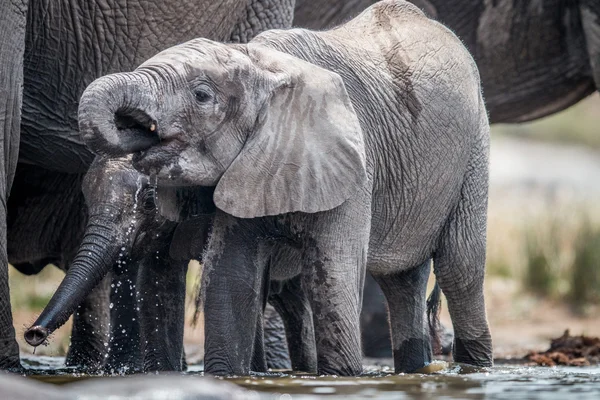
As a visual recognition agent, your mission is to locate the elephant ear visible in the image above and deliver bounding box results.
[214,44,367,218]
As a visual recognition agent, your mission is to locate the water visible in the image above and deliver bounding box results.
[19,356,600,399]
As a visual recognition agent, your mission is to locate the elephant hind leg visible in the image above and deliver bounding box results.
[360,272,391,359]
[268,276,316,373]
[262,304,291,371]
[138,258,188,372]
[432,133,492,368]
[372,260,433,373]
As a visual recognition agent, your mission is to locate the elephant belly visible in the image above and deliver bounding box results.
[366,154,465,275]
[367,201,447,275]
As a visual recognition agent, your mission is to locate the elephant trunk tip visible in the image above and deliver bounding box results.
[24,326,50,347]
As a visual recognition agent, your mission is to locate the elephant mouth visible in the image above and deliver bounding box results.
[114,108,157,135]
[133,139,186,178]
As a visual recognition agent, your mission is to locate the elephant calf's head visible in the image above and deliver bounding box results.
[79,38,367,218]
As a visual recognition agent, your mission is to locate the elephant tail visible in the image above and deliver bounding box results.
[426,281,442,355]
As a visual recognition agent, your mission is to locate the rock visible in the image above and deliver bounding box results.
[525,329,600,366]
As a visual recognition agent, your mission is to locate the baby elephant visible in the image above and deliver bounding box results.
[79,0,492,375]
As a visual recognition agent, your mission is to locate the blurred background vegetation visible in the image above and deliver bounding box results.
[9,94,600,358]
[487,93,600,310]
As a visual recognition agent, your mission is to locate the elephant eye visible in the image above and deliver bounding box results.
[194,89,212,104]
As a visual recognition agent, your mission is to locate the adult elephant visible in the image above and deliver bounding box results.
[294,0,600,358]
[294,0,600,122]
[0,0,295,371]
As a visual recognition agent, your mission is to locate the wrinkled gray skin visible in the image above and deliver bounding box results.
[0,0,295,370]
[295,0,600,122]
[79,0,492,375]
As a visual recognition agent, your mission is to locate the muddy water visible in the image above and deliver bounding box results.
[20,356,600,399]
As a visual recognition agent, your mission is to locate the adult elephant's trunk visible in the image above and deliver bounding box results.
[78,73,160,157]
[24,215,122,347]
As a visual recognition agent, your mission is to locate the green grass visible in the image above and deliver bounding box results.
[9,264,64,311]
[570,220,600,307]
[523,225,559,297]
[513,212,600,307]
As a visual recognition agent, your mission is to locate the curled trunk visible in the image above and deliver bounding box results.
[78,73,160,157]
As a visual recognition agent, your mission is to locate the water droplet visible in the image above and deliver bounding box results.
[109,303,114,309]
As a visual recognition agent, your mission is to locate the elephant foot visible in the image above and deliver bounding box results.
[0,357,22,372]
[317,360,363,377]
[103,364,142,375]
[437,324,454,356]
[453,335,493,368]
[361,321,454,360]
[393,338,433,373]
[103,337,142,375]
[0,337,22,372]
[103,354,143,375]
[65,344,106,372]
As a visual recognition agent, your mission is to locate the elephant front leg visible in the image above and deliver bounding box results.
[251,305,268,372]
[104,266,141,373]
[0,0,27,372]
[302,232,365,376]
[137,256,188,372]
[372,261,432,373]
[360,272,391,358]
[66,275,111,371]
[203,216,265,375]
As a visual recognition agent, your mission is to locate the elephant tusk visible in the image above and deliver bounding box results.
[149,123,156,132]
